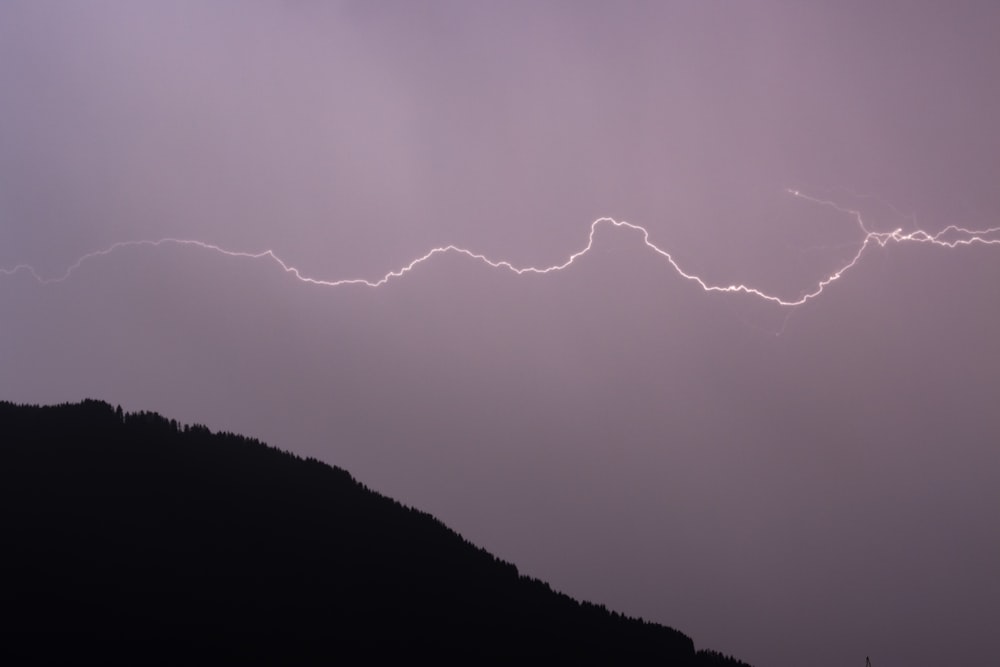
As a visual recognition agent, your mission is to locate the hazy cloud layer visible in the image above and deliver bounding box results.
[3,3,999,665]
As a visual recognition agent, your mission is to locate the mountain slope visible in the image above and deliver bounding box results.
[1,399,751,665]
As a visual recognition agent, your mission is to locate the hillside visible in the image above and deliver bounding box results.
[1,399,752,665]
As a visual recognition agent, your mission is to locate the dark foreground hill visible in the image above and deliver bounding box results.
[1,399,752,665]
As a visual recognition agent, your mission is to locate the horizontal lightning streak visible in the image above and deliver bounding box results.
[3,190,999,307]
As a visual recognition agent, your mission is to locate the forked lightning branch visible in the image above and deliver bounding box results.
[4,190,999,308]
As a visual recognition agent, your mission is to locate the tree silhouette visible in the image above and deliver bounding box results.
[1,399,753,665]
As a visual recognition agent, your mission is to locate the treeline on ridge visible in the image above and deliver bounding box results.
[1,399,752,665]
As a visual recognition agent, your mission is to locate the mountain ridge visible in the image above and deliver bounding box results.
[1,398,752,665]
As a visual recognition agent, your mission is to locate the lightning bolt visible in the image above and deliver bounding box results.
[3,190,999,308]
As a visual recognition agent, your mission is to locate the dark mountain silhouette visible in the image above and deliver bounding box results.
[1,399,752,665]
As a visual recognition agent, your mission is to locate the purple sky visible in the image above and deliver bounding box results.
[2,2,999,664]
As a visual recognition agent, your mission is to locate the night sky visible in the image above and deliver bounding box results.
[2,2,999,665]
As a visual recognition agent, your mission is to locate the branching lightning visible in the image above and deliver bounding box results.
[3,190,999,307]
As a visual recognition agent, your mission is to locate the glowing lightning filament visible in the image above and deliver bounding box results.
[3,190,999,307]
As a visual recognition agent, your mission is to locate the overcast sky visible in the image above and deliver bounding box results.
[2,2,999,665]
